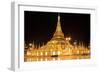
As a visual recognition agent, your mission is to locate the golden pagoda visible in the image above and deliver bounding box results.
[24,15,90,62]
[43,15,66,54]
[52,15,64,39]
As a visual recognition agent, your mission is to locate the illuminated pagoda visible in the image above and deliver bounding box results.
[25,15,90,62]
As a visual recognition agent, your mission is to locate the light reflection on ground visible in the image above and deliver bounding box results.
[24,55,90,62]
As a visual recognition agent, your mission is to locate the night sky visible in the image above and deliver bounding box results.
[24,11,90,46]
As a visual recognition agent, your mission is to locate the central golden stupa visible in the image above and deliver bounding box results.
[25,15,90,62]
[52,15,64,39]
[40,15,72,56]
[44,15,66,50]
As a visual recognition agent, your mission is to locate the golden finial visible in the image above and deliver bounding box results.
[56,14,62,32]
[58,14,60,22]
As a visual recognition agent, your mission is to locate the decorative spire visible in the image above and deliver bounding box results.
[32,40,35,48]
[53,14,64,39]
[56,15,62,32]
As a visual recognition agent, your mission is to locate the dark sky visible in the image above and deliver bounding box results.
[24,11,90,46]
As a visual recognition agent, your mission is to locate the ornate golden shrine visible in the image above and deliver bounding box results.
[24,15,90,62]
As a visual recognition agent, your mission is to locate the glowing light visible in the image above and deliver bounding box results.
[29,43,32,46]
[57,57,60,60]
[68,37,71,40]
[53,58,56,61]
[40,52,43,56]
[27,51,31,55]
[57,51,60,55]
[45,52,48,56]
[66,37,71,41]
[52,51,56,55]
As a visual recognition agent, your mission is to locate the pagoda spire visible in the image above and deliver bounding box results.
[53,14,64,39]
[56,14,62,32]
